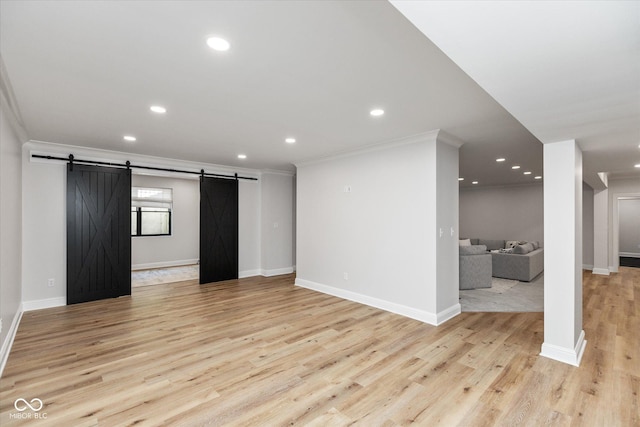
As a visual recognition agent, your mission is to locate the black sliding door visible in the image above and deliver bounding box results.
[200,177,238,284]
[67,164,131,304]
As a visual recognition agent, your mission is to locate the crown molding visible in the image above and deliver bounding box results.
[26,140,263,179]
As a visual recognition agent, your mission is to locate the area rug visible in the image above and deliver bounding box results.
[460,274,544,312]
[131,264,199,287]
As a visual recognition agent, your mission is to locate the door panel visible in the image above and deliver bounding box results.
[200,177,238,284]
[67,164,131,304]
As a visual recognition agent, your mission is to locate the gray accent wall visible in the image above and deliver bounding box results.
[619,198,640,256]
[459,183,543,246]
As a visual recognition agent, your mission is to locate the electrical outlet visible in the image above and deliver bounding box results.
[343,272,349,280]
[343,185,351,193]
[48,278,55,287]
[0,318,3,335]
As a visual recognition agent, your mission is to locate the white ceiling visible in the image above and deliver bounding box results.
[391,0,640,189]
[1,1,637,189]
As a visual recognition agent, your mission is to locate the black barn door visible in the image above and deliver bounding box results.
[67,164,131,304]
[200,177,238,284]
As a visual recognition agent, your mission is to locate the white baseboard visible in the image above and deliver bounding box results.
[0,306,24,378]
[540,330,587,367]
[436,303,461,325]
[262,267,295,277]
[131,259,199,271]
[609,265,619,273]
[295,278,441,326]
[592,267,610,276]
[582,264,593,271]
[22,297,66,312]
[619,252,640,258]
[239,269,262,278]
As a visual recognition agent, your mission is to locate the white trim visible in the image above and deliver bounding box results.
[260,169,295,177]
[262,267,295,277]
[609,265,619,273]
[582,264,593,271]
[26,140,268,179]
[239,269,262,279]
[619,252,640,258]
[131,259,199,271]
[435,303,461,325]
[22,297,66,312]
[592,267,610,276]
[295,278,440,326]
[540,330,587,367]
[0,306,23,378]
[295,130,440,168]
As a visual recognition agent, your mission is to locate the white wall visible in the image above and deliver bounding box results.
[618,198,640,256]
[583,183,594,268]
[239,179,261,277]
[260,172,294,276]
[131,175,200,269]
[20,141,291,308]
[296,132,460,325]
[0,94,24,373]
[459,183,543,245]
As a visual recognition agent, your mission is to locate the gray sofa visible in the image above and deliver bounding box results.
[469,238,543,282]
[459,244,492,289]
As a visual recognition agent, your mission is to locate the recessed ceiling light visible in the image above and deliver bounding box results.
[635,163,640,168]
[523,171,532,175]
[123,135,136,142]
[458,177,464,181]
[496,158,506,162]
[534,176,542,180]
[206,37,230,52]
[285,138,296,144]
[370,109,384,117]
[150,105,167,114]
[472,181,478,185]
[237,154,247,159]
[511,165,521,170]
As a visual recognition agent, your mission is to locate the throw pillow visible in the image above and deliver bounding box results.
[513,243,534,254]
[459,238,471,246]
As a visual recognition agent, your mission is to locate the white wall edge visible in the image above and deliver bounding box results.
[132,259,199,271]
[609,265,619,273]
[592,267,610,276]
[295,278,439,326]
[22,297,66,312]
[239,269,262,279]
[0,306,24,379]
[435,303,461,325]
[540,330,587,367]
[619,252,640,258]
[262,267,295,277]
[582,264,594,271]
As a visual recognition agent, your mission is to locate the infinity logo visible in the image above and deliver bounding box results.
[14,398,44,412]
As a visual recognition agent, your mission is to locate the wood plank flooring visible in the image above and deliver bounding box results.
[1,268,638,426]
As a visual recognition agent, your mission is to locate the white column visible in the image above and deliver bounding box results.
[592,189,610,275]
[540,139,587,366]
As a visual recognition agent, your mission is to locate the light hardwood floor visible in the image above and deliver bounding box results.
[1,269,638,426]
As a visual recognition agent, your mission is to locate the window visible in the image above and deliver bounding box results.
[131,187,172,236]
